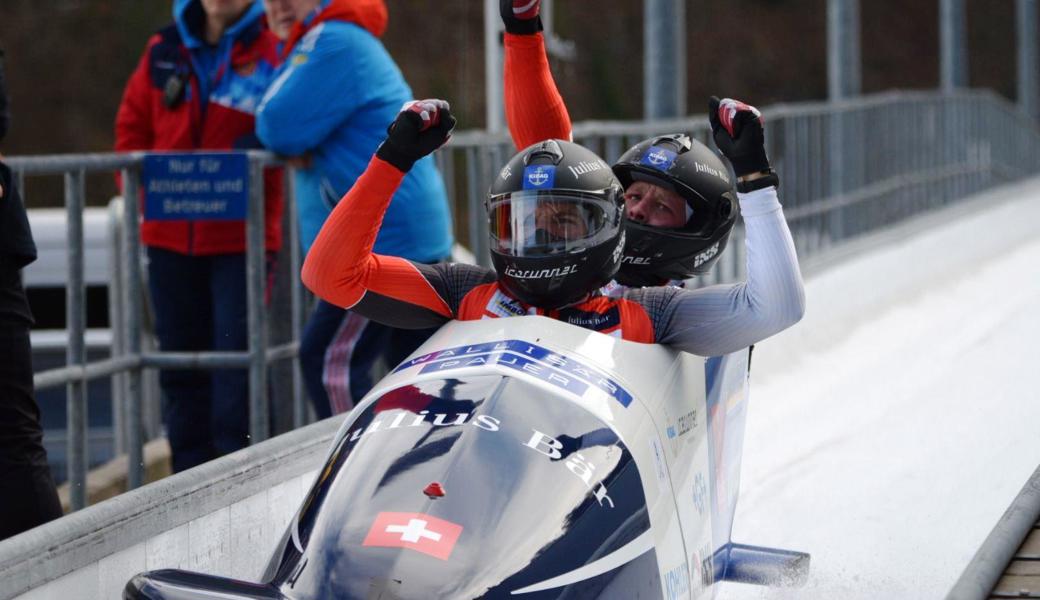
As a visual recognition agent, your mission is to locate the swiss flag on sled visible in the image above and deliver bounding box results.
[363,511,464,560]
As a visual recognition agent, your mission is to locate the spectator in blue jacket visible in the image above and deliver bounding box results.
[257,0,453,416]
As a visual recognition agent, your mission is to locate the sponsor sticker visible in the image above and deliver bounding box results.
[566,159,607,178]
[699,542,715,586]
[395,340,634,408]
[649,436,668,485]
[363,512,463,560]
[666,408,698,456]
[693,242,720,268]
[503,264,578,280]
[485,289,534,318]
[664,562,691,600]
[640,146,678,171]
[522,165,556,189]
[693,161,730,184]
[693,472,707,516]
[346,413,617,508]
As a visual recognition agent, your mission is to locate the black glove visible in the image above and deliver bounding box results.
[708,96,770,178]
[500,0,542,35]
[376,99,456,172]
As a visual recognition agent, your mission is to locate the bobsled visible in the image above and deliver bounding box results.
[125,315,808,599]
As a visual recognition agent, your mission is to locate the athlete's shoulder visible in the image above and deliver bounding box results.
[623,284,683,309]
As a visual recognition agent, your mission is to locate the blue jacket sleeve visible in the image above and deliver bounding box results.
[257,23,387,156]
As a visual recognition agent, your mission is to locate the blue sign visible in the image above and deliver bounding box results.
[395,339,634,408]
[142,152,249,221]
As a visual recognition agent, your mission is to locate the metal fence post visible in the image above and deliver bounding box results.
[121,167,146,490]
[828,107,847,241]
[247,155,270,443]
[1018,0,1039,120]
[106,198,127,456]
[484,0,504,133]
[466,147,487,267]
[287,169,308,429]
[941,0,969,92]
[644,0,687,119]
[828,0,862,100]
[64,169,88,510]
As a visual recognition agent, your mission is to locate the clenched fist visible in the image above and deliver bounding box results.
[376,99,456,173]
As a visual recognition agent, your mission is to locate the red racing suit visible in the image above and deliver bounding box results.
[503,32,574,150]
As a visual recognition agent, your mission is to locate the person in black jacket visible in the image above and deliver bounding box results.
[0,48,63,540]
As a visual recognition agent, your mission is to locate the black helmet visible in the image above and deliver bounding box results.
[612,133,738,287]
[487,139,625,309]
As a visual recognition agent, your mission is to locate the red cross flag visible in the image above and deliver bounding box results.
[362,512,464,560]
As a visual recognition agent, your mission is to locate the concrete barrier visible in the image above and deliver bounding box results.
[0,415,345,600]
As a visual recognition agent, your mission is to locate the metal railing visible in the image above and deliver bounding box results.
[7,151,302,510]
[441,89,1040,277]
[7,89,1040,513]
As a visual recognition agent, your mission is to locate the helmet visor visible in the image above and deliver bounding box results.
[488,190,618,258]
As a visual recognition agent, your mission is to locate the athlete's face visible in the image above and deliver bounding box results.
[623,181,687,228]
[534,201,590,242]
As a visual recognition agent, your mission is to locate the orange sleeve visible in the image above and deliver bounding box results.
[504,32,572,150]
[301,157,452,318]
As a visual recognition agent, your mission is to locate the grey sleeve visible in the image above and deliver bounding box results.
[637,186,806,356]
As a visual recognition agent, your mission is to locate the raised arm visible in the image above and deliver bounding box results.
[648,186,805,356]
[302,100,478,329]
[646,97,806,356]
[501,0,572,149]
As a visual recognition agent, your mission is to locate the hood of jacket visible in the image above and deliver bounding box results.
[173,0,266,49]
[283,0,388,57]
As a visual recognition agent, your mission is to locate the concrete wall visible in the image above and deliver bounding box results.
[0,416,345,600]
[16,471,313,600]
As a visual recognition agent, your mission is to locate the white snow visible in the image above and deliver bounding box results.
[715,178,1040,600]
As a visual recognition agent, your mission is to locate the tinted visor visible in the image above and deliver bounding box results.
[489,190,618,257]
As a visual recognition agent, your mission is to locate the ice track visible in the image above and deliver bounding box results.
[717,178,1040,599]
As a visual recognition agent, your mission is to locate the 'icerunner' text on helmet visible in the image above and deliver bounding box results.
[487,139,625,308]
[612,134,738,287]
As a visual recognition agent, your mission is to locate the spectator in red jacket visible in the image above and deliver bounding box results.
[114,0,284,472]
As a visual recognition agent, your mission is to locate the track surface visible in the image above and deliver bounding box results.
[716,183,1040,599]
